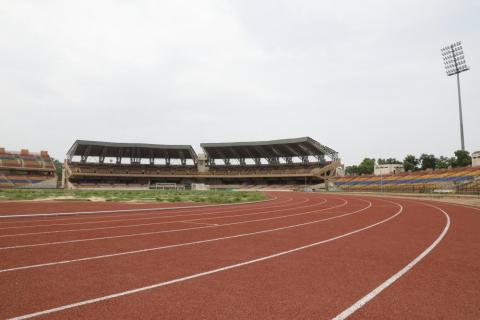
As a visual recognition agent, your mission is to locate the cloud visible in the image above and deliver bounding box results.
[0,0,479,164]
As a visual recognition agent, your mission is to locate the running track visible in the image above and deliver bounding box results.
[0,192,479,319]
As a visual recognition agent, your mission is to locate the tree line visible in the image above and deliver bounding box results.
[345,150,473,175]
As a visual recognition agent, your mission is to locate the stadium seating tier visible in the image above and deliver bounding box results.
[335,167,480,193]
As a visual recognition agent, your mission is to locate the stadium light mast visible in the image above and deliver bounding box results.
[441,41,470,151]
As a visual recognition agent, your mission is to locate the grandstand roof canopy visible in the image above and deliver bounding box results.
[67,140,197,160]
[201,137,338,160]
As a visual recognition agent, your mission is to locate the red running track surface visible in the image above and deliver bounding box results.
[0,192,479,319]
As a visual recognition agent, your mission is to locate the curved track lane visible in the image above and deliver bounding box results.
[0,192,478,319]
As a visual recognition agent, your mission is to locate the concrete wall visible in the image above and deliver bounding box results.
[374,164,404,176]
[472,151,480,167]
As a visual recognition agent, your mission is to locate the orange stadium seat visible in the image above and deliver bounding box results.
[0,147,57,189]
[335,166,480,193]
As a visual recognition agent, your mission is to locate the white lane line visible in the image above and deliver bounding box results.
[331,201,451,320]
[180,221,219,227]
[7,199,402,320]
[0,197,277,219]
[0,201,373,273]
[0,198,300,230]
[0,198,304,231]
[0,197,295,226]
[0,199,324,238]
[0,199,348,250]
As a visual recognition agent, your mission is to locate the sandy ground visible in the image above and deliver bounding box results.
[34,196,107,202]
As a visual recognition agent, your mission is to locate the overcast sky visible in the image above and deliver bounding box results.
[1,1,479,165]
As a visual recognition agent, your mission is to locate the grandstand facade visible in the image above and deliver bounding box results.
[65,137,341,190]
[0,147,57,188]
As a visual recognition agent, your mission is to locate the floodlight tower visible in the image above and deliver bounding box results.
[441,41,470,151]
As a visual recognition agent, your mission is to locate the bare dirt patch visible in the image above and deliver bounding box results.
[87,197,107,202]
[34,196,77,201]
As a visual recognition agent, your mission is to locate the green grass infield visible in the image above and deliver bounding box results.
[0,189,268,203]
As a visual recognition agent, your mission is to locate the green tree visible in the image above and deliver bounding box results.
[435,156,451,169]
[420,154,437,170]
[345,165,359,175]
[377,158,401,165]
[403,155,419,172]
[385,158,401,164]
[52,158,63,177]
[452,150,472,167]
[358,158,375,175]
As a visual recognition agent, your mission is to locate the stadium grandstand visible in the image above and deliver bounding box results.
[0,147,57,188]
[65,137,341,190]
[334,166,480,194]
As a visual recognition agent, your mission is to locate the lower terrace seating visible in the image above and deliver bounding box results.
[67,163,322,177]
[0,174,14,188]
[335,167,480,193]
[0,173,56,188]
[70,182,149,189]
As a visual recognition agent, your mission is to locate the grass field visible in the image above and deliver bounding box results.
[0,189,267,203]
